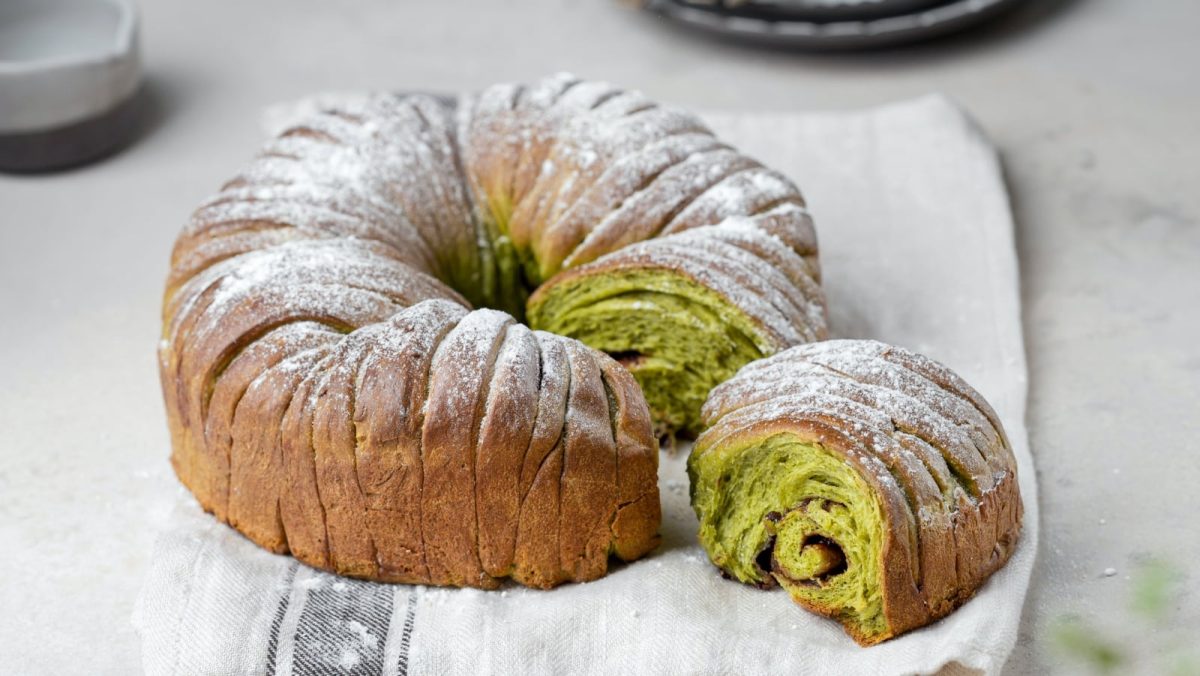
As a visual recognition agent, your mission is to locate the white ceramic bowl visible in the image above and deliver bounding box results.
[0,0,142,171]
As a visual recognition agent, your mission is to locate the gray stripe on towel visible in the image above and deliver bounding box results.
[395,589,419,676]
[265,561,299,674]
[290,573,394,674]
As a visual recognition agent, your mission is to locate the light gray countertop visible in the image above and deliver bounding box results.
[1,1,1197,673]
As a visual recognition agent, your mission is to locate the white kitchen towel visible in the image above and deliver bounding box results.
[133,94,1038,676]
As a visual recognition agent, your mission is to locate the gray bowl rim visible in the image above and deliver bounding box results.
[0,0,138,75]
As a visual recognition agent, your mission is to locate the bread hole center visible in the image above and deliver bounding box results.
[797,535,847,582]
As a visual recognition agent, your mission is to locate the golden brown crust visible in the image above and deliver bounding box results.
[511,333,571,588]
[420,309,512,588]
[355,303,466,583]
[558,340,620,580]
[598,354,662,561]
[475,325,541,579]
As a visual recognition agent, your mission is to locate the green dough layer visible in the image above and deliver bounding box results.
[689,431,889,639]
[526,268,772,438]
[453,196,535,321]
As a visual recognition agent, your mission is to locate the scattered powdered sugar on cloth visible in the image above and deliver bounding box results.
[133,93,1038,676]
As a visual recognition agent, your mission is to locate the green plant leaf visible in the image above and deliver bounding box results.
[1131,559,1177,622]
[1050,616,1125,673]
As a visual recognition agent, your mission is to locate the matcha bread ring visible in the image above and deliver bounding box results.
[689,340,1023,644]
[161,74,823,587]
